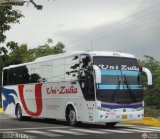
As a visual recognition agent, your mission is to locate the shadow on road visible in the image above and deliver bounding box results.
[11,117,122,129]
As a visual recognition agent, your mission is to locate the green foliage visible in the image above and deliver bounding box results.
[0,0,42,55]
[139,56,160,109]
[0,4,23,43]
[3,39,65,65]
[0,4,23,54]
[144,106,160,117]
[22,39,65,63]
[8,43,28,64]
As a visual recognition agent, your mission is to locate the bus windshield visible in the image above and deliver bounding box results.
[93,57,143,104]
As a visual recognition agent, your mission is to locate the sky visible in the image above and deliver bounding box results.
[6,0,160,60]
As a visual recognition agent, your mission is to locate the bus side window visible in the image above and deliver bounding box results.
[41,61,53,82]
[53,59,65,82]
[65,55,80,81]
[3,69,9,86]
[79,55,95,101]
[84,73,95,100]
[30,64,42,83]
[8,68,16,85]
[23,65,31,84]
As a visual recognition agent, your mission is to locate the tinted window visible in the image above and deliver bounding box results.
[101,75,141,85]
[79,55,95,101]
[41,61,53,82]
[53,59,65,82]
[94,57,143,104]
[65,56,79,81]
[8,66,30,85]
[4,64,42,85]
[97,89,143,103]
[30,64,42,83]
[3,69,9,86]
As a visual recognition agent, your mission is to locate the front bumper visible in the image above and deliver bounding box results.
[95,110,144,123]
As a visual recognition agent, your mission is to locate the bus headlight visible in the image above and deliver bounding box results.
[97,106,111,112]
[136,107,143,111]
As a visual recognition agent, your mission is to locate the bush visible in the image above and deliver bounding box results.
[144,106,160,118]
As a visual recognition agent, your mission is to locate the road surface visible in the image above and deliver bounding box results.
[0,113,159,139]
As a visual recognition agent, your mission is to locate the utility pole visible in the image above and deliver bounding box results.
[91,40,93,51]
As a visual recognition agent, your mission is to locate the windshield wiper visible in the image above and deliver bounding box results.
[123,74,136,102]
[111,75,121,102]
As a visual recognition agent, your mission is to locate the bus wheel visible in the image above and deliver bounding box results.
[66,106,77,126]
[105,122,117,128]
[16,105,24,121]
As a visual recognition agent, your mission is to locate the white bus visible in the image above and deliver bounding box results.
[2,51,152,127]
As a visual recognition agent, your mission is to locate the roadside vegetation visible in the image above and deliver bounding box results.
[140,56,160,118]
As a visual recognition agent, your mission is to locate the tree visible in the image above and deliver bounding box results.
[0,0,42,55]
[8,43,28,64]
[139,56,160,109]
[22,39,65,62]
[6,39,65,63]
[0,4,23,53]
[53,42,65,54]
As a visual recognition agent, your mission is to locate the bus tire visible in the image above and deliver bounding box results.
[16,104,24,121]
[105,122,117,128]
[66,105,78,126]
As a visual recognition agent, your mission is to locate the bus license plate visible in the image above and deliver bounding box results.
[122,115,128,119]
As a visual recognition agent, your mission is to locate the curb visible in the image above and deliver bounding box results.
[121,117,160,127]
[0,108,3,113]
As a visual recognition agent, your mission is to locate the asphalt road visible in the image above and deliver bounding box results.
[0,113,159,139]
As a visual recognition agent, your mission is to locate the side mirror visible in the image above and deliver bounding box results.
[141,67,152,85]
[93,65,101,83]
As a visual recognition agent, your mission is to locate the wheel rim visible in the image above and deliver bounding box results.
[69,110,76,122]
